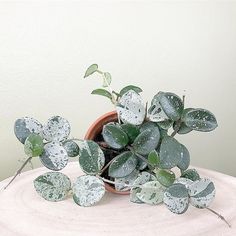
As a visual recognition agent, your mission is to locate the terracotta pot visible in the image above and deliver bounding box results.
[84,111,130,195]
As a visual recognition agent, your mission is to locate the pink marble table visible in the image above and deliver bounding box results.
[0,162,235,236]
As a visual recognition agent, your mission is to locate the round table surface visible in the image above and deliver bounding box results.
[0,162,235,236]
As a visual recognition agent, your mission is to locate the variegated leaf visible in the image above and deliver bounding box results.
[34,172,71,202]
[136,181,165,205]
[63,140,80,157]
[78,140,105,175]
[39,142,68,171]
[116,90,145,125]
[14,117,43,143]
[174,177,193,189]
[163,183,189,214]
[73,175,105,207]
[188,178,216,208]
[43,116,70,142]
[24,134,44,157]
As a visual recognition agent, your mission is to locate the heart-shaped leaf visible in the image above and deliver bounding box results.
[34,172,71,202]
[188,178,216,208]
[148,150,160,166]
[136,181,165,205]
[39,142,68,171]
[177,144,190,171]
[121,123,140,143]
[63,140,80,157]
[84,64,98,78]
[116,90,145,125]
[130,172,156,203]
[102,122,129,149]
[14,117,43,144]
[159,136,182,169]
[102,72,112,87]
[155,169,175,187]
[73,175,105,207]
[91,89,112,100]
[43,116,70,142]
[182,108,218,132]
[24,134,44,157]
[108,151,137,178]
[181,169,200,181]
[163,183,189,214]
[119,85,143,96]
[115,169,139,191]
[78,140,105,175]
[133,126,160,155]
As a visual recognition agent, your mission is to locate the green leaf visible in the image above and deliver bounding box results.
[102,122,129,149]
[73,175,105,207]
[43,116,71,142]
[188,178,216,208]
[181,169,200,181]
[91,89,112,100]
[148,92,169,122]
[157,120,174,130]
[155,169,175,187]
[136,181,165,205]
[34,172,71,202]
[182,108,218,132]
[159,92,184,121]
[140,121,158,133]
[115,169,139,191]
[130,172,156,203]
[24,134,44,157]
[177,144,190,171]
[116,90,145,125]
[121,123,140,143]
[84,64,98,78]
[63,140,80,157]
[159,136,182,169]
[120,85,143,96]
[14,117,43,144]
[136,158,148,171]
[78,140,105,175]
[173,121,192,134]
[102,72,112,87]
[39,142,68,171]
[148,150,160,166]
[108,151,137,178]
[133,126,160,155]
[163,183,189,214]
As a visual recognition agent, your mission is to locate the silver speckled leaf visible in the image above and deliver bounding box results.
[188,178,216,208]
[63,140,80,157]
[14,117,43,143]
[73,175,105,207]
[34,172,71,202]
[130,172,156,203]
[163,183,189,214]
[39,142,68,171]
[43,116,70,142]
[78,140,105,175]
[115,169,139,191]
[136,181,165,205]
[116,90,145,125]
[177,144,190,171]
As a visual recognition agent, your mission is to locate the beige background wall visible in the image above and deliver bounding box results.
[0,1,235,181]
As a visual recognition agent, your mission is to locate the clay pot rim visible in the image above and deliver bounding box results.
[84,111,130,195]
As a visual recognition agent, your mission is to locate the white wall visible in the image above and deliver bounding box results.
[0,0,235,180]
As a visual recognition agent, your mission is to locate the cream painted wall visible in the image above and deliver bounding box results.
[0,1,235,181]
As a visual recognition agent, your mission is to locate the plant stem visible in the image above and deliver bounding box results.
[170,120,182,137]
[206,207,231,228]
[99,158,115,176]
[3,156,32,190]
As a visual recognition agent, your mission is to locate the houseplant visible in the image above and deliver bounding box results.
[3,64,230,227]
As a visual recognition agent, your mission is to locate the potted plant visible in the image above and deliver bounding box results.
[3,64,230,227]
